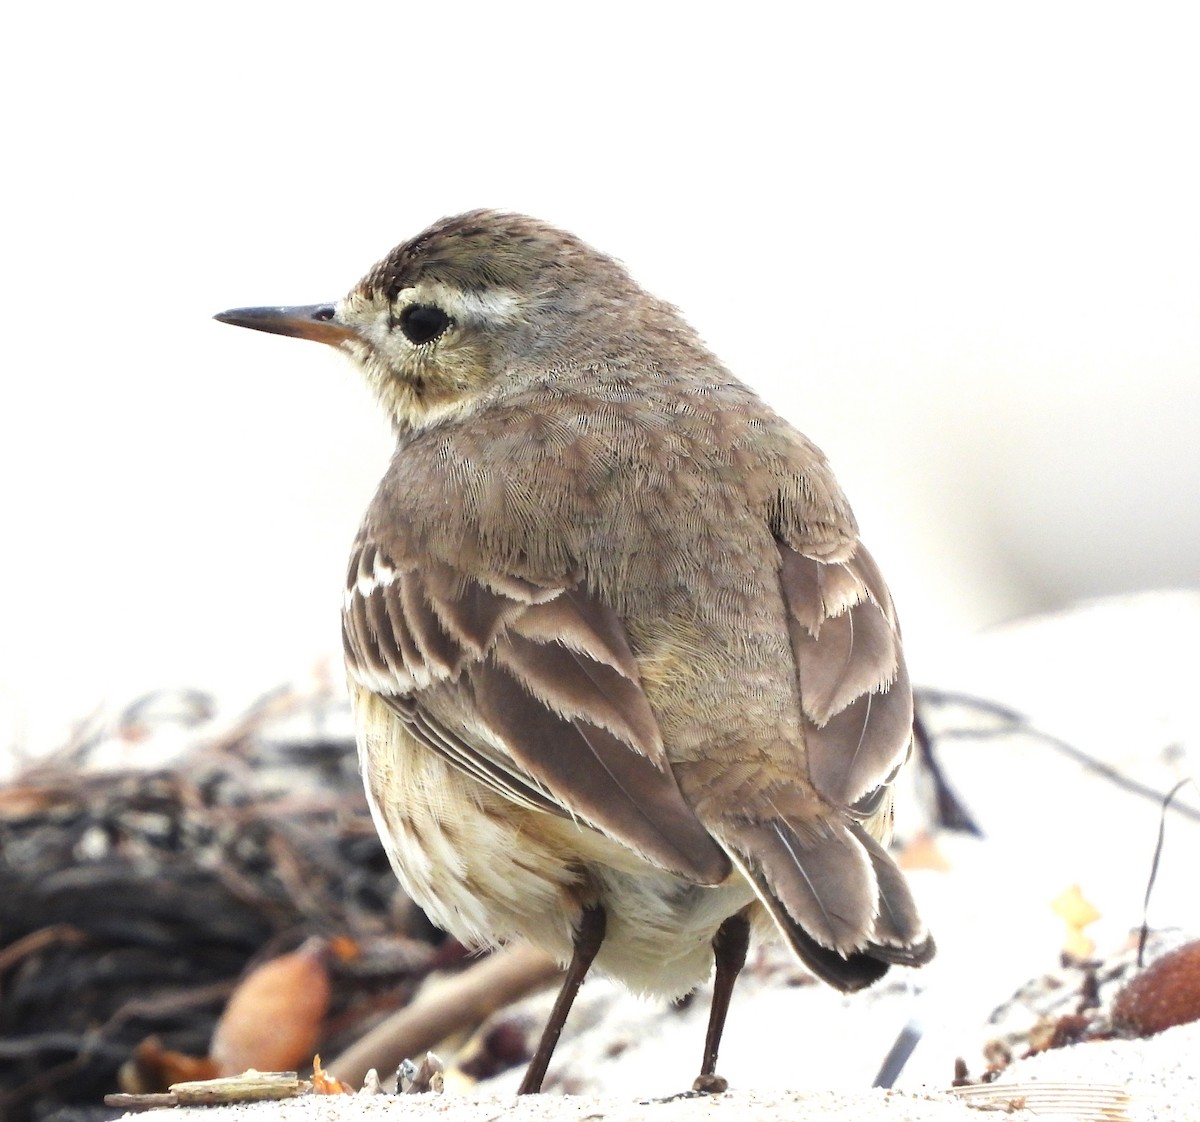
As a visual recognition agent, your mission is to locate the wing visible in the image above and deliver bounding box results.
[342,540,731,886]
[712,538,929,989]
[778,541,914,813]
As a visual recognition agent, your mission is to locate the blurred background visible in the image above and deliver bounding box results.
[2,2,1197,755]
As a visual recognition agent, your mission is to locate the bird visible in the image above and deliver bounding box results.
[214,210,934,1094]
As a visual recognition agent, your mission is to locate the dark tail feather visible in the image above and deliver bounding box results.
[763,898,891,992]
[849,820,936,966]
[849,820,940,969]
[726,814,933,992]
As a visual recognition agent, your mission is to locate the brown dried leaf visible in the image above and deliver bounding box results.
[209,938,331,1076]
[119,1037,217,1093]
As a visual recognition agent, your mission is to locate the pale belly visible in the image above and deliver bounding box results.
[352,688,756,998]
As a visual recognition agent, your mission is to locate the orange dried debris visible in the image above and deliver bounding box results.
[328,934,361,962]
[897,831,952,871]
[312,1054,354,1094]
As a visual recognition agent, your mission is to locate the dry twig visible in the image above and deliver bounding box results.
[326,942,562,1088]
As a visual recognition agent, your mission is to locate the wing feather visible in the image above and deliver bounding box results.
[342,539,730,886]
[779,543,913,807]
[710,537,930,986]
[492,631,663,754]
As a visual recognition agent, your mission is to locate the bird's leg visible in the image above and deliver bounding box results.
[692,909,751,1093]
[518,903,607,1095]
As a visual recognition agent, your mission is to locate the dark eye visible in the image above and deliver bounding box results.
[397,304,451,345]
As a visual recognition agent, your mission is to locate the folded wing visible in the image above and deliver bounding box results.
[719,540,933,990]
[342,542,731,886]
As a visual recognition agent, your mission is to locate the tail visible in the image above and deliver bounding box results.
[723,814,934,992]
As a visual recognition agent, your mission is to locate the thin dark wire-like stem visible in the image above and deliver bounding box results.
[916,687,1200,824]
[1138,777,1197,966]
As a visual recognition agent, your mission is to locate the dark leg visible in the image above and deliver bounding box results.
[692,909,751,1093]
[518,903,606,1094]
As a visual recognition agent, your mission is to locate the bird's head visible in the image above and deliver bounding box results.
[215,210,654,433]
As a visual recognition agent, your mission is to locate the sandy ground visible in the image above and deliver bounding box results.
[140,1088,1022,1122]
[124,1020,1198,1122]
[112,592,1200,1121]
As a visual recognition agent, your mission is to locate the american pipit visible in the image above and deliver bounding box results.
[215,211,933,1093]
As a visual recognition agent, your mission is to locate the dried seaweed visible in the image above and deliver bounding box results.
[0,689,435,1122]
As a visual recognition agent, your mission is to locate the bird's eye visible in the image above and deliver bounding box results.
[397,304,451,345]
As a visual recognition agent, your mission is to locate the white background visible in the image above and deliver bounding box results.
[2,3,1198,752]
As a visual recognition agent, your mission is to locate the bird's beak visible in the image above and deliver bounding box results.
[213,304,359,347]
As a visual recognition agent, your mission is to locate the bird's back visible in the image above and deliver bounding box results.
[364,359,854,767]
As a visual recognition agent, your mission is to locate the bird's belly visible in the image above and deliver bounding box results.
[352,689,754,998]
